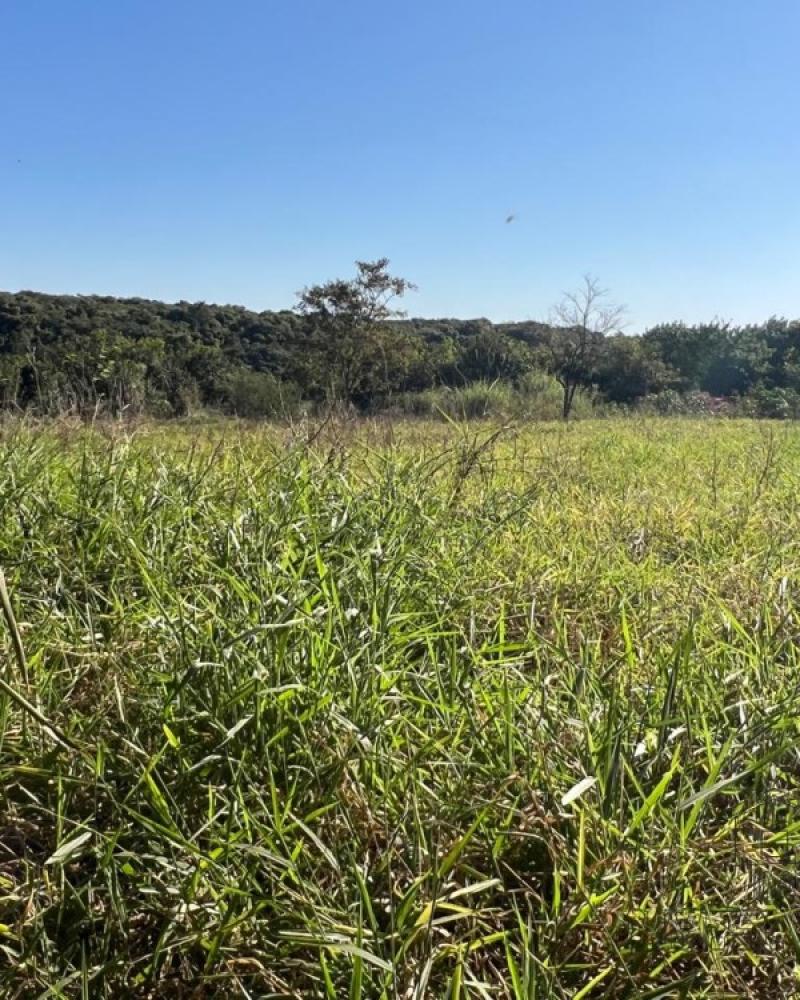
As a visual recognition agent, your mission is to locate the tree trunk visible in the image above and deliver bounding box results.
[562,382,573,420]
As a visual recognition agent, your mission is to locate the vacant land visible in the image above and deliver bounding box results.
[1,418,799,998]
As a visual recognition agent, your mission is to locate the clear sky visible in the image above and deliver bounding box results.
[2,0,798,331]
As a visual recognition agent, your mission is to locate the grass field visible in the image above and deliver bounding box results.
[1,417,800,998]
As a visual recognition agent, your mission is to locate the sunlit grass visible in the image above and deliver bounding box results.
[1,416,799,997]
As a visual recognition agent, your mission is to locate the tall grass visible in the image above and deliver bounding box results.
[389,374,598,421]
[0,417,799,997]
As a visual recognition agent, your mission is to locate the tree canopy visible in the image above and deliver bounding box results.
[1,266,799,418]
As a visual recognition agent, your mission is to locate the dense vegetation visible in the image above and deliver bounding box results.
[1,417,800,997]
[2,263,799,419]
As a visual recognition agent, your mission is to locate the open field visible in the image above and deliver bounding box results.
[1,417,800,998]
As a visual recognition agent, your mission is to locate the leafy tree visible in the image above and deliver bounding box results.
[704,325,770,396]
[641,322,727,391]
[296,259,416,407]
[758,317,800,392]
[449,323,534,385]
[595,335,673,403]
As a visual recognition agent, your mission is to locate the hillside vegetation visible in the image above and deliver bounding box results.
[1,417,799,996]
[2,267,800,419]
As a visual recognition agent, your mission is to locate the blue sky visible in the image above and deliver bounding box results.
[2,0,798,330]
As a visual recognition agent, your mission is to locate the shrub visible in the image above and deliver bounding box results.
[390,376,599,421]
[391,382,512,420]
[224,370,301,418]
[746,386,800,419]
[639,390,732,417]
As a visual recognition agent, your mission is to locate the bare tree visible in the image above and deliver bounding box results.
[545,275,626,419]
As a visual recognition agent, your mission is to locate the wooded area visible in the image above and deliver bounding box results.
[1,261,799,419]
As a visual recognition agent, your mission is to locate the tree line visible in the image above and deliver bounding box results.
[1,260,799,419]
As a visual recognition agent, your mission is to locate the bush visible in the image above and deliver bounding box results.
[391,382,512,420]
[224,370,301,419]
[745,386,800,419]
[513,372,599,420]
[639,390,732,417]
[389,376,601,421]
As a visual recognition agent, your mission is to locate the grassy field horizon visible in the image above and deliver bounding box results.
[1,416,799,997]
